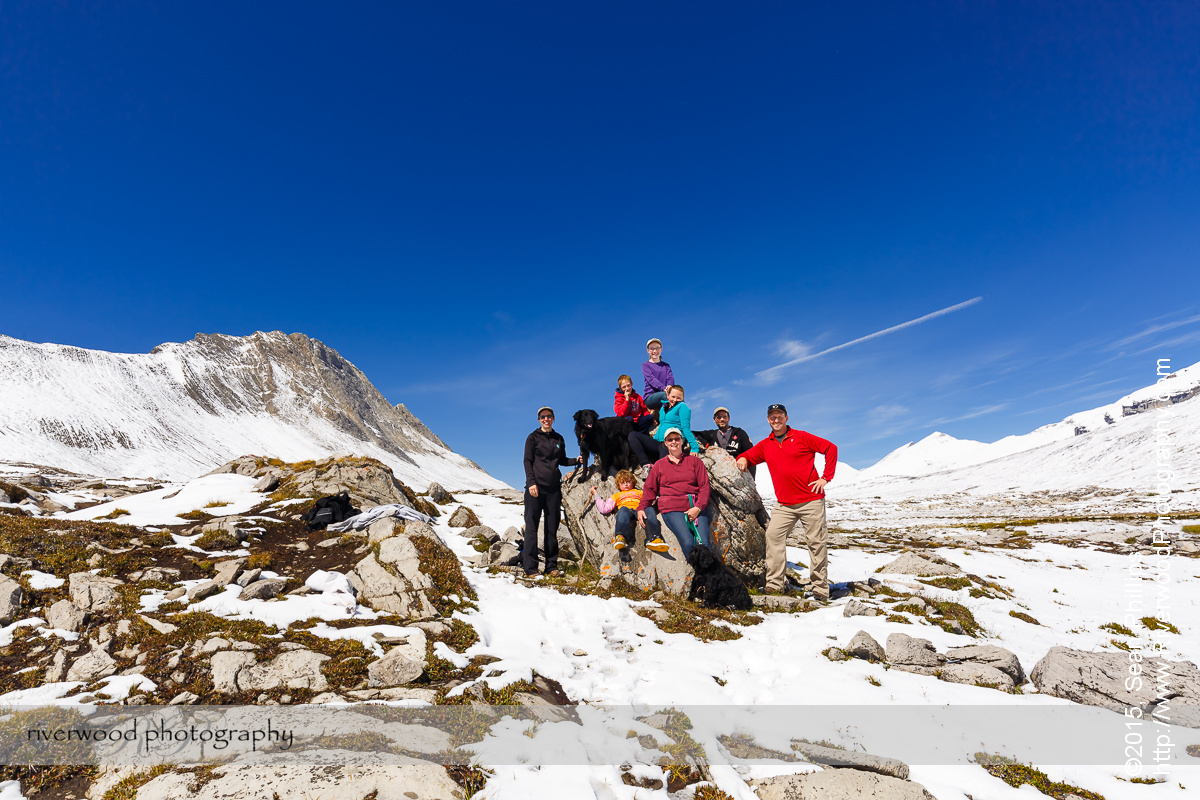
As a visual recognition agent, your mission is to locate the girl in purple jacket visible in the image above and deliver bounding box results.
[642,338,675,413]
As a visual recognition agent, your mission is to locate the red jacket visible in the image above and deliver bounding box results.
[638,454,711,514]
[613,388,650,419]
[741,428,837,505]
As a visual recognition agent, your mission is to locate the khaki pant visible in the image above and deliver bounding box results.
[764,499,828,598]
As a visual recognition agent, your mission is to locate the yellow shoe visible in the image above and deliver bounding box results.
[613,537,627,550]
[645,537,669,553]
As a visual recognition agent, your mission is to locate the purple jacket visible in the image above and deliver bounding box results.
[642,360,675,395]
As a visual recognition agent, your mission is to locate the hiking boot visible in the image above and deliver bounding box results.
[645,537,670,553]
[546,569,563,578]
[612,537,627,550]
[619,548,632,563]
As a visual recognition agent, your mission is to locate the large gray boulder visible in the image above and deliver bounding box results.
[0,575,24,624]
[946,644,1025,685]
[347,527,456,620]
[559,448,767,594]
[755,768,935,800]
[938,663,1016,692]
[790,742,909,779]
[211,649,331,694]
[69,572,124,613]
[846,631,885,662]
[1031,646,1200,728]
[885,633,946,676]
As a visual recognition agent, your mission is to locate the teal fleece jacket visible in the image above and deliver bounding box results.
[654,400,701,453]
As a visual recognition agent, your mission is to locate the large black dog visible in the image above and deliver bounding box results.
[687,544,753,610]
[573,409,637,483]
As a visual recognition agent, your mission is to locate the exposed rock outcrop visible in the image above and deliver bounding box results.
[877,552,961,577]
[755,768,935,800]
[1031,646,1200,727]
[559,448,767,594]
[885,633,946,675]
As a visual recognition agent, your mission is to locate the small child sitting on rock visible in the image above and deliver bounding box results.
[590,470,667,561]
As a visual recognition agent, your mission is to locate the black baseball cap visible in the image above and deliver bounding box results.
[767,403,787,416]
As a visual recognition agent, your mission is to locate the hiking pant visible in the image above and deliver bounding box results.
[643,508,711,561]
[613,506,636,546]
[522,486,561,573]
[628,431,667,466]
[764,499,828,598]
[644,391,668,411]
[632,414,656,434]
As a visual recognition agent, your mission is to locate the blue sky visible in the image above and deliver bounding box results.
[2,1,1199,489]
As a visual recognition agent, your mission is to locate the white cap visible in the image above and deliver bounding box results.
[646,338,662,348]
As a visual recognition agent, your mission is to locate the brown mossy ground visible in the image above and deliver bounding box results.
[976,754,1105,799]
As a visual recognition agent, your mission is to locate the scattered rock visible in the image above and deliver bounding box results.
[348,553,437,620]
[1031,646,1200,727]
[755,768,934,800]
[46,600,85,632]
[846,630,885,662]
[464,524,500,545]
[239,578,287,600]
[426,482,451,503]
[790,741,911,779]
[513,691,575,722]
[253,473,280,493]
[824,647,849,661]
[44,650,68,683]
[66,645,118,682]
[212,558,246,588]
[946,644,1025,685]
[448,506,481,528]
[188,581,221,602]
[235,568,262,587]
[885,633,946,675]
[877,552,961,577]
[938,663,1016,692]
[124,764,463,800]
[842,599,881,618]
[367,628,428,687]
[211,650,331,694]
[69,572,124,613]
[164,587,187,601]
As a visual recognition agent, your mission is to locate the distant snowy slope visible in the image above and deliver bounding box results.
[842,360,1200,498]
[0,331,506,489]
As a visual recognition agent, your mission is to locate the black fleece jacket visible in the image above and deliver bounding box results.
[523,428,575,490]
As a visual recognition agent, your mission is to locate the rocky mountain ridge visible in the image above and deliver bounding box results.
[0,331,503,490]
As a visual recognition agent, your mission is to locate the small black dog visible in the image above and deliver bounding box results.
[687,544,753,610]
[573,409,637,483]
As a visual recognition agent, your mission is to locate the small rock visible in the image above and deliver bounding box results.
[138,615,179,635]
[188,581,221,602]
[825,647,849,661]
[169,691,199,705]
[66,646,118,682]
[843,599,881,618]
[44,650,68,683]
[447,506,481,528]
[212,558,246,588]
[885,633,946,675]
[939,662,1016,692]
[789,741,911,779]
[756,769,933,799]
[164,587,187,600]
[254,473,280,493]
[235,568,262,587]
[573,649,588,657]
[46,600,85,632]
[426,482,451,504]
[69,572,124,613]
[367,629,429,687]
[239,578,287,600]
[846,630,886,662]
[877,552,961,577]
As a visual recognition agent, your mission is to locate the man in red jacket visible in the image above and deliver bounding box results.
[737,404,837,600]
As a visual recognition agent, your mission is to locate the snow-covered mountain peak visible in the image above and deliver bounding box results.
[0,331,501,489]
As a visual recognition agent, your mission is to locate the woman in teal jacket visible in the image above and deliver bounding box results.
[629,384,702,465]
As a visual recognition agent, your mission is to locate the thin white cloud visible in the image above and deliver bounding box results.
[927,403,1008,426]
[1109,313,1200,350]
[754,297,983,383]
[774,339,812,359]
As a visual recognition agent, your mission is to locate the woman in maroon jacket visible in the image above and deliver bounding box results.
[636,427,712,559]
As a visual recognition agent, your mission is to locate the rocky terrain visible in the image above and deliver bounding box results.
[0,450,1197,800]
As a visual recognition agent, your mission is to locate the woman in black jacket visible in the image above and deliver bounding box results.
[522,406,578,577]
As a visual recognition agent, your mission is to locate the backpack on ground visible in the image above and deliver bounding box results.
[303,491,358,531]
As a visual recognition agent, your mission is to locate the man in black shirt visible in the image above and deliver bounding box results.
[695,407,755,477]
[522,406,579,577]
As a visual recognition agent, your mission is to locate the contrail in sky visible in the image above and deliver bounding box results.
[755,296,983,382]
